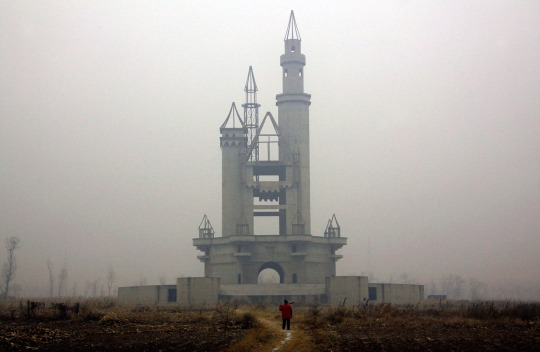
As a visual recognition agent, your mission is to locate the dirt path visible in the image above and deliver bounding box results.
[271,330,292,351]
[228,308,314,352]
[228,309,292,352]
[254,312,313,352]
[255,315,292,352]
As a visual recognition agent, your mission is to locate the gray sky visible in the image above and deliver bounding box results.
[1,1,539,298]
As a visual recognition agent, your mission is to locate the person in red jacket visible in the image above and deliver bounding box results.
[279,299,293,330]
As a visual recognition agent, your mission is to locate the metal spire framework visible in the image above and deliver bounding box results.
[242,66,260,161]
[284,10,301,41]
[220,102,245,131]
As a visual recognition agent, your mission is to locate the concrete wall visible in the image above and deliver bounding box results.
[196,235,345,285]
[326,276,369,306]
[220,283,326,305]
[118,285,177,305]
[368,283,424,304]
[220,283,325,296]
[177,277,220,307]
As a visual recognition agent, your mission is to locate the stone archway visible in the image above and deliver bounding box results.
[257,262,285,284]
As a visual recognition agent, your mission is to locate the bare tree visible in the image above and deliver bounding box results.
[47,258,55,299]
[91,279,99,297]
[428,280,438,295]
[106,264,115,298]
[453,275,466,299]
[71,282,78,297]
[11,283,22,298]
[468,278,486,300]
[57,266,68,297]
[441,274,466,299]
[83,281,92,297]
[2,236,21,300]
[84,279,100,297]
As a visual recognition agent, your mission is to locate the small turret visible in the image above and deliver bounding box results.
[281,11,306,94]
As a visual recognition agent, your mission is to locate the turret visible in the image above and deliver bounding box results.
[280,11,306,94]
[220,103,250,236]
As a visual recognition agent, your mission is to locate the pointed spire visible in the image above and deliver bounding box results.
[220,102,245,131]
[324,214,341,238]
[244,66,258,93]
[245,111,280,161]
[243,66,260,161]
[198,215,215,239]
[284,10,301,41]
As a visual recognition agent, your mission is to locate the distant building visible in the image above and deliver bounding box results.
[119,11,424,306]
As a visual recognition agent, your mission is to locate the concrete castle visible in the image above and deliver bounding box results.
[194,11,345,287]
[119,11,424,306]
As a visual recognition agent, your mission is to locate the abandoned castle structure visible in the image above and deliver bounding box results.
[119,11,424,306]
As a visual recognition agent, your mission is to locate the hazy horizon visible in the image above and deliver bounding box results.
[1,1,539,300]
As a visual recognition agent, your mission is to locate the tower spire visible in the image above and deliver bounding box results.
[284,10,301,41]
[242,66,260,161]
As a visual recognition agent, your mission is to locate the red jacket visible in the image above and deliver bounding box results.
[279,303,293,319]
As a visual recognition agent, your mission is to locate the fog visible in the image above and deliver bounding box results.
[1,1,539,300]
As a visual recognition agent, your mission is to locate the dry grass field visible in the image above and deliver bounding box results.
[0,299,539,351]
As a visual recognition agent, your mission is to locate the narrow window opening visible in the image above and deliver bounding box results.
[292,273,297,283]
[299,69,303,77]
[291,244,297,253]
[167,288,177,302]
[369,287,377,300]
[284,69,288,77]
[237,274,242,284]
[291,46,295,52]
[237,245,242,253]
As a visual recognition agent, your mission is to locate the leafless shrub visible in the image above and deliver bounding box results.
[26,300,45,318]
[304,303,323,328]
[466,301,540,321]
[131,305,151,313]
[238,312,259,329]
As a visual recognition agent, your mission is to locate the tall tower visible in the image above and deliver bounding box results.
[219,103,251,237]
[277,11,311,235]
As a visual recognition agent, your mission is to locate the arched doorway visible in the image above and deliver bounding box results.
[257,262,284,284]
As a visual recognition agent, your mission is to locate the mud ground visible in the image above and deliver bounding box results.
[1,302,539,351]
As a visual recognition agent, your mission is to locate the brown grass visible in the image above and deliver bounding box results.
[280,329,315,352]
[223,324,279,352]
[1,299,538,351]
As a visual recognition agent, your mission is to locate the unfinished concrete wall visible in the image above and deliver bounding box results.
[220,283,325,296]
[326,276,369,306]
[220,283,326,305]
[194,235,346,285]
[118,285,177,305]
[177,277,220,307]
[368,283,424,304]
